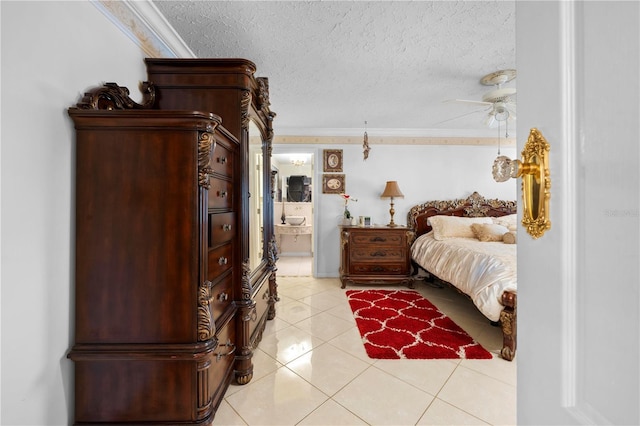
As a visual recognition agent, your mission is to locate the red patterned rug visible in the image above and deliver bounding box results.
[346,289,493,359]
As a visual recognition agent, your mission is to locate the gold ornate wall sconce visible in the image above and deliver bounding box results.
[492,128,551,239]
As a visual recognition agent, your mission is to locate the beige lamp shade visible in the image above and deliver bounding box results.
[380,181,404,227]
[380,181,404,199]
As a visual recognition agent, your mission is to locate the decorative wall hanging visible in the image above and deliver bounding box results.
[322,174,345,194]
[363,120,370,160]
[323,149,343,172]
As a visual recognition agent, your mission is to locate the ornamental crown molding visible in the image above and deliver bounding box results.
[91,0,195,58]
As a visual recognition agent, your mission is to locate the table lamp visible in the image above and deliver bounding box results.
[380,181,404,227]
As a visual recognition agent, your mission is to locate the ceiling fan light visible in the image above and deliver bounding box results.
[495,106,509,122]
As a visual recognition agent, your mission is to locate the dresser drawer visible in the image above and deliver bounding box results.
[350,247,405,262]
[211,273,233,323]
[351,262,407,275]
[209,212,236,247]
[207,243,232,279]
[250,280,270,338]
[207,319,236,405]
[351,231,404,246]
[208,178,233,210]
[210,143,234,177]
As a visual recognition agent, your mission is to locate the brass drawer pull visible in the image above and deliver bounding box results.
[217,292,229,302]
[218,257,228,265]
[218,190,228,198]
[215,339,236,361]
[217,156,227,164]
[222,224,232,231]
[262,290,270,300]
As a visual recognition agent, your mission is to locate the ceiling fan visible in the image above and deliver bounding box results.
[440,69,517,128]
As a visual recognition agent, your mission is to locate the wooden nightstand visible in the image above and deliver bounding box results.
[339,225,415,289]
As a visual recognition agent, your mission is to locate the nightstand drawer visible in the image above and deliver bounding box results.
[350,247,405,262]
[352,263,407,275]
[352,232,404,246]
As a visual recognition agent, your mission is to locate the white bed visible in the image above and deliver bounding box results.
[407,192,518,360]
[411,231,516,322]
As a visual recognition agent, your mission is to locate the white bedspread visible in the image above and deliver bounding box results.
[411,232,517,321]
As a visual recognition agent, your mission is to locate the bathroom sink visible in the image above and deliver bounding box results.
[286,216,306,226]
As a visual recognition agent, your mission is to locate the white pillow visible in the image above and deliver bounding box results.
[492,214,518,231]
[428,215,493,241]
[471,223,509,242]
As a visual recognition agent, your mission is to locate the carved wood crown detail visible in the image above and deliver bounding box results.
[267,236,279,268]
[198,131,216,189]
[241,260,252,301]
[256,77,270,110]
[197,281,216,341]
[241,90,251,130]
[76,81,156,110]
[256,78,269,107]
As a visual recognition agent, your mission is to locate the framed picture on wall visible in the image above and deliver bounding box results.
[322,174,345,194]
[323,149,343,172]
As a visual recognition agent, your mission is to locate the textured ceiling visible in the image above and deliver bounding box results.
[152,1,516,137]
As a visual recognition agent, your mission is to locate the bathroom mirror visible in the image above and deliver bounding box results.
[271,153,313,203]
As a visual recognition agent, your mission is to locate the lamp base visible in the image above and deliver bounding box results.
[387,200,397,227]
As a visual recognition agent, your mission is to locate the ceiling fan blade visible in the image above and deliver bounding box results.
[484,114,497,128]
[445,99,493,107]
[432,107,490,126]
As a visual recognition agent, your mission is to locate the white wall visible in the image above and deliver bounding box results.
[1,2,148,424]
[274,143,517,277]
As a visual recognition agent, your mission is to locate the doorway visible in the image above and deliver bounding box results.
[271,151,315,276]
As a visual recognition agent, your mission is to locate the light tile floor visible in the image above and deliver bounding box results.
[276,255,314,277]
[215,256,516,425]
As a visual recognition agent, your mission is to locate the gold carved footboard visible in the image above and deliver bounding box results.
[500,291,517,361]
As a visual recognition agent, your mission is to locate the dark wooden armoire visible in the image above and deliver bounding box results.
[67,58,278,425]
[145,58,279,385]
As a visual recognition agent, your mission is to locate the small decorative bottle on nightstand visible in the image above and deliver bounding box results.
[339,225,415,289]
